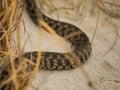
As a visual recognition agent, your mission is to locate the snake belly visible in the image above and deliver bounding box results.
[15,0,92,71]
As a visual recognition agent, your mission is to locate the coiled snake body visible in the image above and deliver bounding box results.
[0,0,92,89]
[13,0,91,70]
[16,0,92,71]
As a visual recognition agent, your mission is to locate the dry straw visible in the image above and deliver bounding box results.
[0,0,29,90]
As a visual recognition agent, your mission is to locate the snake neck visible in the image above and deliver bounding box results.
[25,0,44,26]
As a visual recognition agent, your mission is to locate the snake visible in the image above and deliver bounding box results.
[14,0,92,71]
[0,0,92,89]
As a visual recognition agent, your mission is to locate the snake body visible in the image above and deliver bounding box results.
[0,0,92,89]
[15,0,92,71]
[0,1,92,89]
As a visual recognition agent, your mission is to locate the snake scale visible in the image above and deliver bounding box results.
[15,0,92,71]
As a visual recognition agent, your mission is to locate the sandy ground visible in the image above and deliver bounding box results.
[13,0,120,90]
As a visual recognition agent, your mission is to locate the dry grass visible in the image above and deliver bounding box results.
[0,0,28,90]
[0,0,120,90]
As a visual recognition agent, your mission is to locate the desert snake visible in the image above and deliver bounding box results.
[0,0,92,89]
[13,0,92,71]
